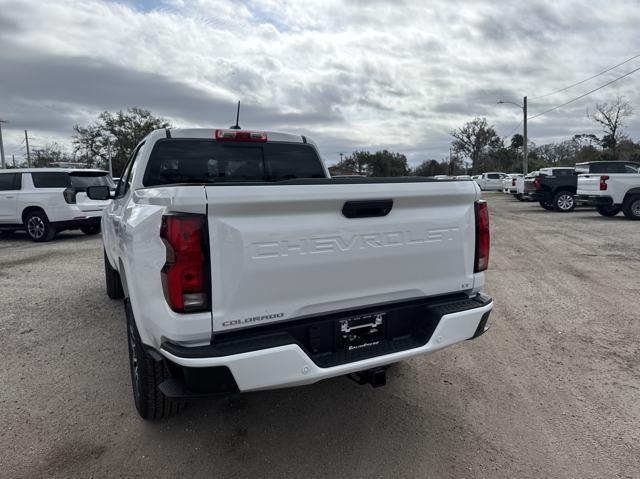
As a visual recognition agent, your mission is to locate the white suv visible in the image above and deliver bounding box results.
[0,168,113,241]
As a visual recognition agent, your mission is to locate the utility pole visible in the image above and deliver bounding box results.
[523,96,528,174]
[12,154,16,167]
[107,140,113,177]
[0,119,7,169]
[497,97,528,174]
[24,130,31,167]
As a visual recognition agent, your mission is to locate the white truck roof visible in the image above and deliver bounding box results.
[168,128,312,145]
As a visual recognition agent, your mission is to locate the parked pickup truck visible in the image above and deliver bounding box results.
[475,172,508,191]
[516,171,539,201]
[575,161,640,219]
[502,174,522,195]
[524,167,578,212]
[88,128,493,420]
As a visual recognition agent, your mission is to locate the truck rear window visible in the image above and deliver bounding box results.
[589,162,640,174]
[143,140,326,186]
[31,172,70,188]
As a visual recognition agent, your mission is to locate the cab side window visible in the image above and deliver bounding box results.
[115,144,144,198]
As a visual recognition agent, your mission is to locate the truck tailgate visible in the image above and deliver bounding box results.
[577,175,601,193]
[205,181,479,332]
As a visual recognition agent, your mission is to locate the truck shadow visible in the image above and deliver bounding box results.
[133,364,484,477]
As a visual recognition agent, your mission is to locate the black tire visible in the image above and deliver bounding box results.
[81,224,101,235]
[539,201,554,211]
[622,194,640,220]
[552,191,575,212]
[515,194,524,201]
[104,250,125,299]
[126,299,181,420]
[596,205,622,217]
[24,210,56,242]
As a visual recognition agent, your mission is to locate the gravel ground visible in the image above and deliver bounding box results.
[1,193,639,478]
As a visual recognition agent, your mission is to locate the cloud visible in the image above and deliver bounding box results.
[0,0,639,166]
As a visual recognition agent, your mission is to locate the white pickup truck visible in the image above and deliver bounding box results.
[474,172,509,191]
[88,128,493,419]
[575,161,640,219]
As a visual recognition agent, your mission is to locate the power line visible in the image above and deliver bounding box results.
[528,65,640,120]
[504,120,523,138]
[10,145,25,155]
[530,53,640,100]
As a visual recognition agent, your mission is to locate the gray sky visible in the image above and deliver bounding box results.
[1,0,639,167]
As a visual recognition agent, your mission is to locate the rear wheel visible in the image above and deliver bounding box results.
[25,211,56,242]
[596,205,622,217]
[126,299,182,420]
[104,249,125,299]
[515,194,524,201]
[553,191,575,212]
[540,201,554,211]
[622,195,640,220]
[81,224,101,235]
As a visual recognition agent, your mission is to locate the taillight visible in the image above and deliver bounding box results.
[160,215,209,313]
[512,178,517,187]
[215,129,267,142]
[63,187,77,204]
[533,177,541,189]
[474,200,490,273]
[600,175,609,191]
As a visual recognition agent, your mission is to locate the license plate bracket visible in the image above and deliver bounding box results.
[337,312,386,348]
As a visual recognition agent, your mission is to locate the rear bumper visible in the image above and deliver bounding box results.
[158,294,493,393]
[526,191,547,201]
[575,194,613,206]
[51,216,101,230]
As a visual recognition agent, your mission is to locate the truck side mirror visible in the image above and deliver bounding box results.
[86,185,111,200]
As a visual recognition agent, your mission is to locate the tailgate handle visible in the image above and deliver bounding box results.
[342,199,393,218]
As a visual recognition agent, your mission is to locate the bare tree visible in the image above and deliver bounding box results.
[588,97,632,152]
[451,117,502,174]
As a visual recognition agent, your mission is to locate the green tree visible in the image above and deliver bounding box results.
[335,150,371,175]
[510,134,524,150]
[366,150,410,177]
[336,150,410,177]
[73,107,171,175]
[413,159,449,177]
[451,117,502,174]
[616,139,640,163]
